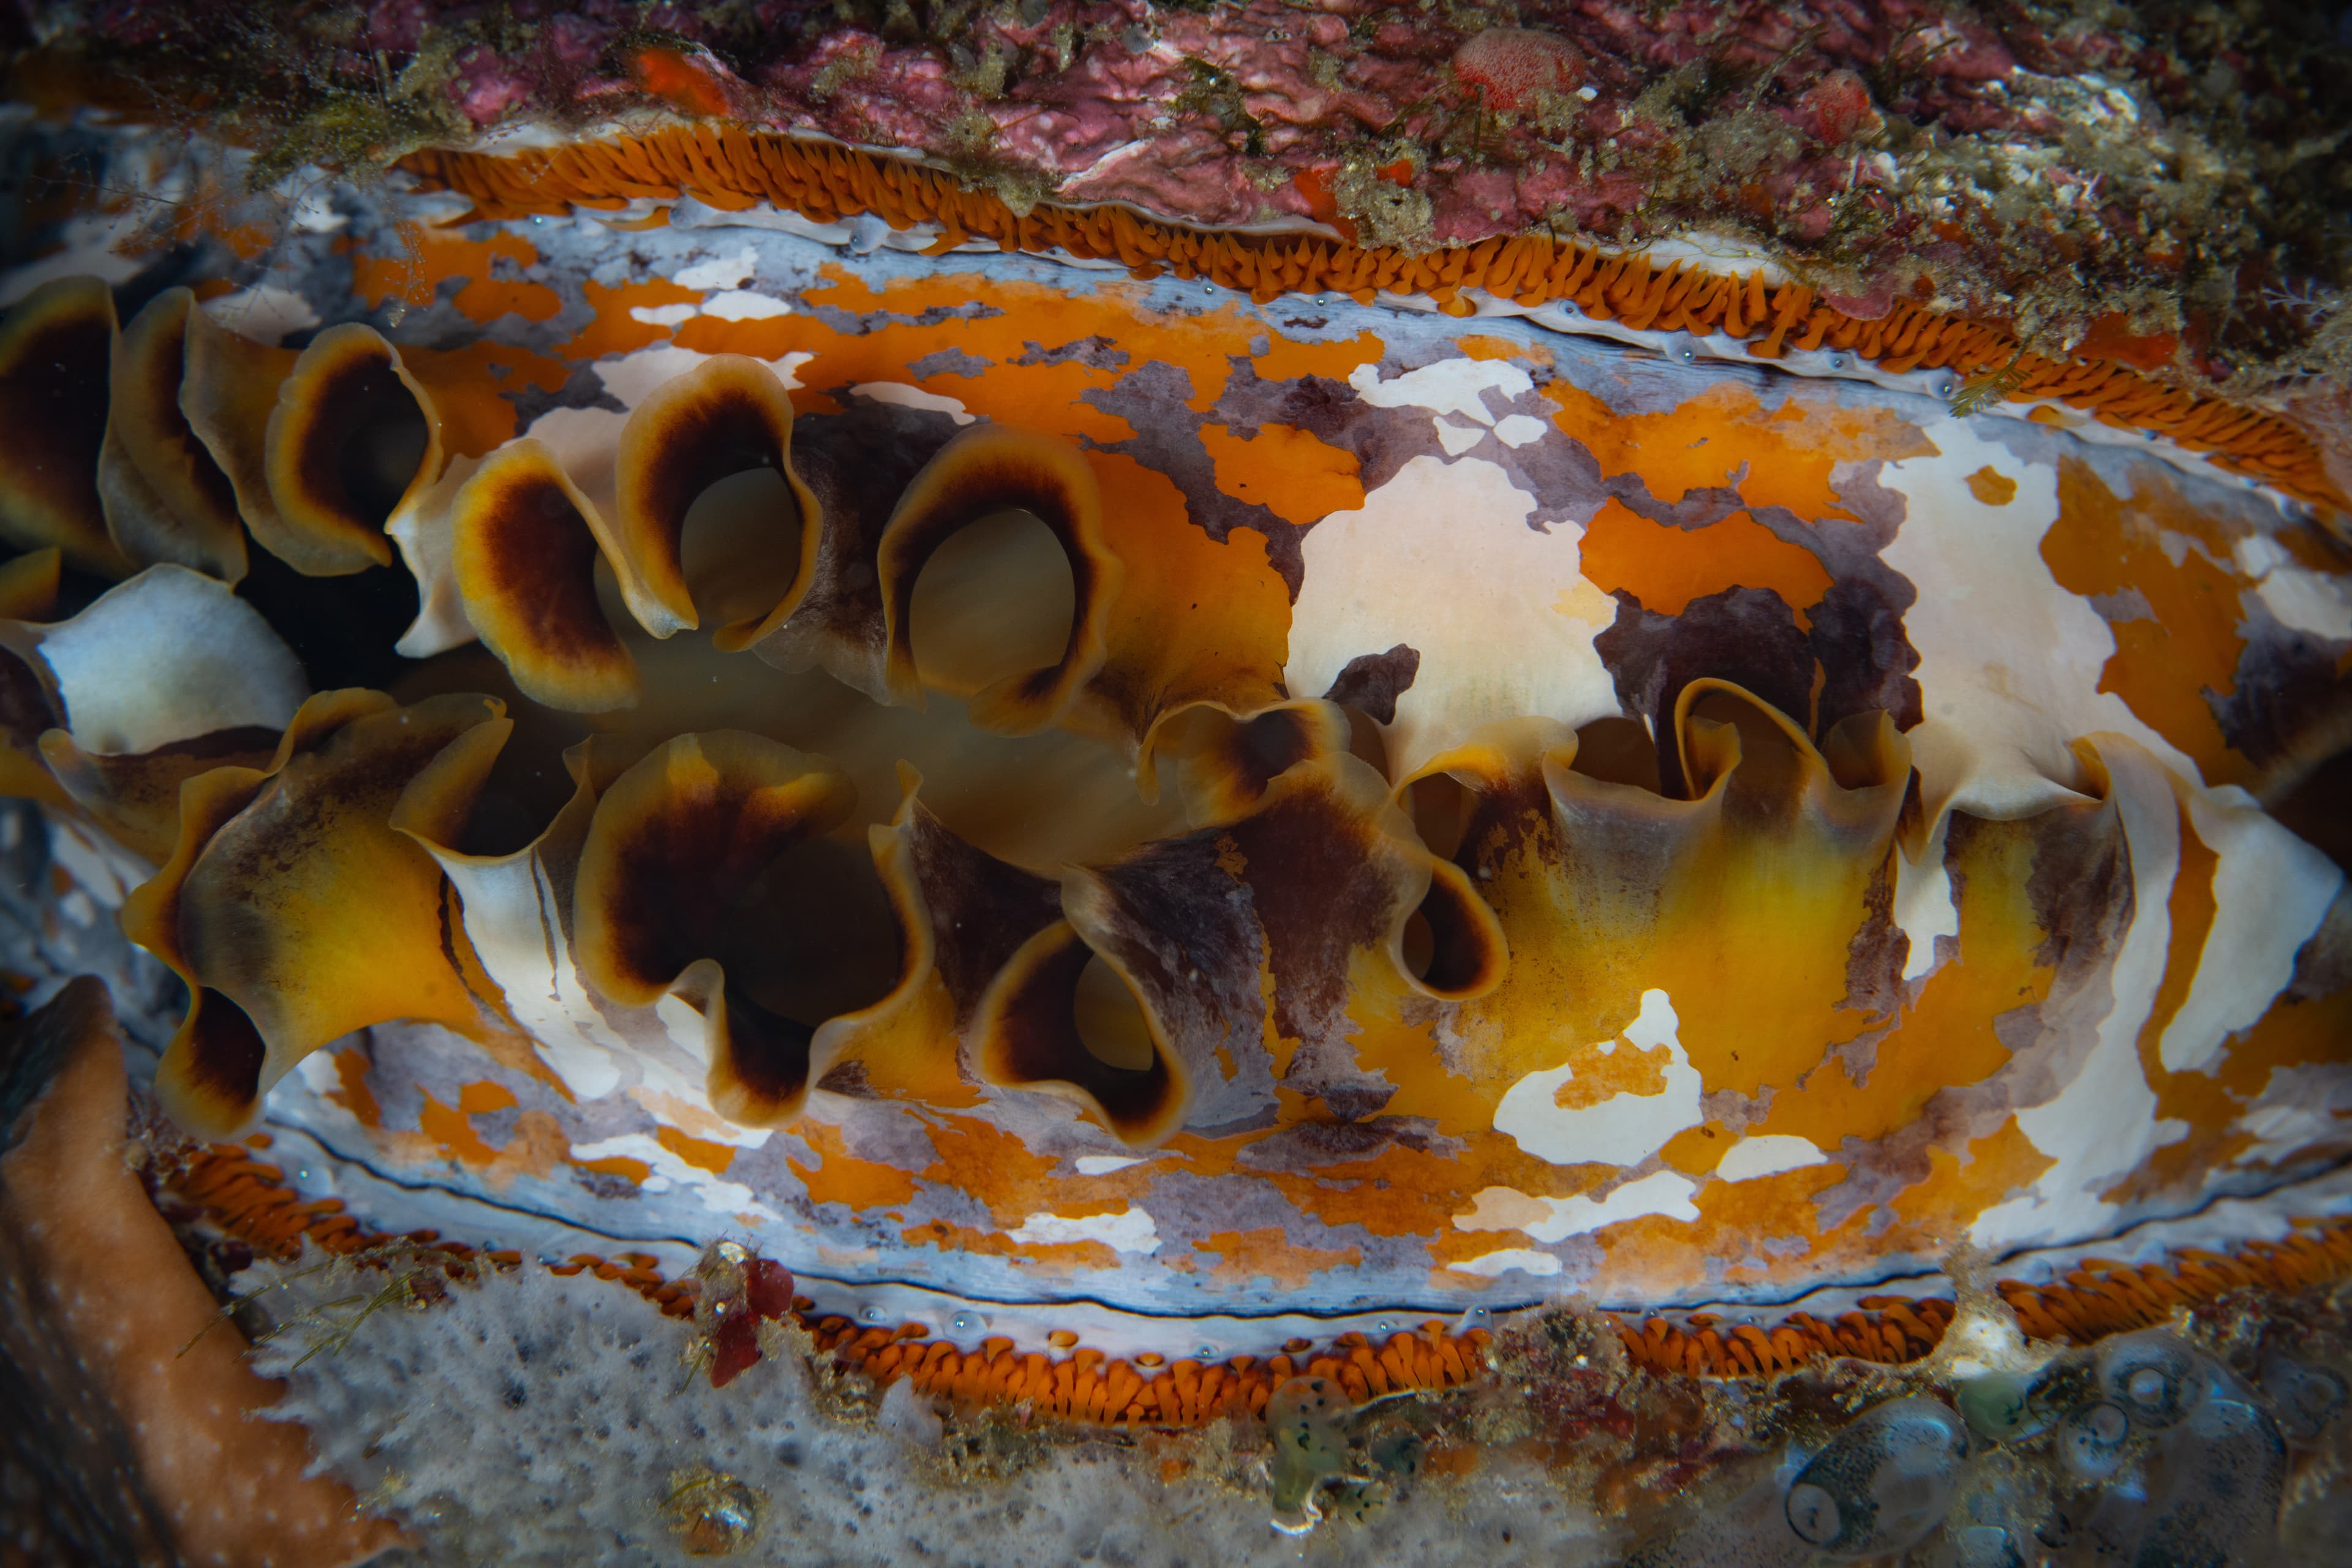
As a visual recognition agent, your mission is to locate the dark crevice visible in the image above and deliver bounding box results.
[236,548,421,695]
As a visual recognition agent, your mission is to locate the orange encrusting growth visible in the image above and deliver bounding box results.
[164,1137,2352,1418]
[397,129,2347,517]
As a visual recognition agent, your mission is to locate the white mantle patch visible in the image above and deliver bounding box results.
[1009,1208,1162,1255]
[1284,453,1619,778]
[1493,990,1702,1168]
[568,1133,782,1224]
[1449,1248,1564,1279]
[2236,533,2352,641]
[1713,1135,1829,1184]
[1456,1170,1702,1243]
[2157,783,2343,1074]
[703,288,793,321]
[1880,418,2193,815]
[1347,356,1532,426]
[854,381,978,424]
[673,244,760,290]
[1972,738,2187,1250]
[1894,812,1961,982]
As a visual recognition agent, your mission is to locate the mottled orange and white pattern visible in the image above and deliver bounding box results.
[8,171,2346,1323]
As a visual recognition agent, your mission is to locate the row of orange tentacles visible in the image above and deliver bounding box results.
[1615,1219,2352,1378]
[166,1135,1489,1425]
[166,1135,2352,1425]
[397,126,2348,518]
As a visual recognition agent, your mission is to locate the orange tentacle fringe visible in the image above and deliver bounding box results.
[1612,1218,2352,1379]
[164,1136,1491,1425]
[397,130,2349,519]
[163,1137,2351,1425]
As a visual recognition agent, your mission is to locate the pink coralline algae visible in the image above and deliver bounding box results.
[448,45,535,127]
[23,1,2352,430]
[1452,27,1587,114]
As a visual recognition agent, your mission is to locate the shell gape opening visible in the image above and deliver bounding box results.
[0,181,2344,1343]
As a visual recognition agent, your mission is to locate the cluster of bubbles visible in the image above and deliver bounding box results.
[1619,1329,2345,1567]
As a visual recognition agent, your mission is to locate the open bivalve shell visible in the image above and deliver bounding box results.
[1,99,2349,1568]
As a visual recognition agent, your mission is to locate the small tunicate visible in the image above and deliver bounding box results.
[1783,1397,1970,1559]
[1368,1428,1423,1479]
[2095,1330,2210,1431]
[1266,1376,1357,1535]
[2044,1478,2151,1566]
[1786,1483,1842,1542]
[2133,1397,2286,1568]
[2058,1401,2131,1483]
[1625,1467,1811,1568]
[1929,1524,2026,1568]
[2257,1349,2347,1443]
[1319,1425,1426,1529]
[1956,1369,2046,1443]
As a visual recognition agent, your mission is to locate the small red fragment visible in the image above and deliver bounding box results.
[631,47,733,119]
[2073,313,2181,374]
[1290,168,1359,243]
[745,1257,794,1322]
[1453,28,1586,115]
[709,1312,761,1388]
